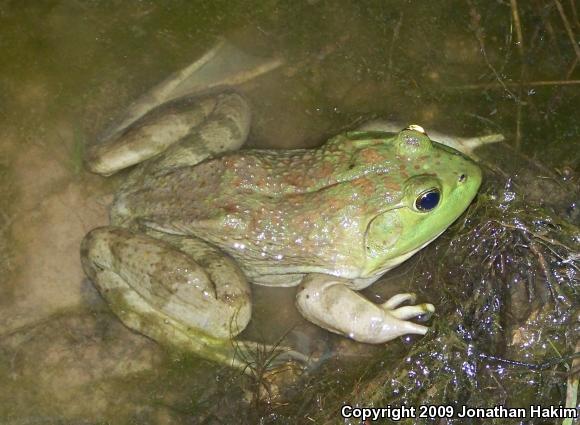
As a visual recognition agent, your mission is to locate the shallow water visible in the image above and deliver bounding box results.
[0,1,578,423]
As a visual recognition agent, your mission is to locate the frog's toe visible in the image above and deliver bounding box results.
[388,303,435,320]
[377,302,435,339]
[390,320,430,336]
[381,292,417,309]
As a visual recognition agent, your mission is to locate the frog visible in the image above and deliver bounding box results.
[81,48,483,370]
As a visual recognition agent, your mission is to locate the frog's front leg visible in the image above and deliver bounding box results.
[81,226,252,366]
[295,274,435,344]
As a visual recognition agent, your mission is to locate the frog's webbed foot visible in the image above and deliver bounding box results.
[295,274,435,344]
[382,292,434,322]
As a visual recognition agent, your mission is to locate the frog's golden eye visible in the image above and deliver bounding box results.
[414,188,440,212]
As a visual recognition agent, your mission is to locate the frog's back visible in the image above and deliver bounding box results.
[111,134,406,281]
[112,133,400,227]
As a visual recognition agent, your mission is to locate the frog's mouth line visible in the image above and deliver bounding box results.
[397,229,446,260]
[363,228,446,277]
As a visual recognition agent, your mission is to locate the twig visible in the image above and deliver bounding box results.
[510,0,525,56]
[563,341,579,425]
[514,92,523,149]
[570,0,579,28]
[528,241,571,311]
[553,0,580,62]
[387,12,404,81]
[510,0,526,149]
[496,221,579,263]
[533,0,561,55]
[566,57,578,79]
[448,79,580,90]
[466,0,518,100]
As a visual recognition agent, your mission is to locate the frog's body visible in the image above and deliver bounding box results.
[82,49,483,369]
[112,127,479,290]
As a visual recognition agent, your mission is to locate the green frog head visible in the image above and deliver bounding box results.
[359,126,482,277]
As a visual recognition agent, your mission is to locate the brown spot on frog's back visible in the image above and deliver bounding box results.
[223,203,241,213]
[284,171,315,188]
[314,161,335,179]
[325,197,344,211]
[352,177,376,197]
[359,148,386,164]
[255,176,268,188]
[223,158,236,169]
[382,180,402,191]
[398,163,410,179]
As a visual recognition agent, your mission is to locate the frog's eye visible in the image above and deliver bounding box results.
[414,189,440,212]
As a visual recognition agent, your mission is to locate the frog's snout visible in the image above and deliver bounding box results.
[453,161,483,203]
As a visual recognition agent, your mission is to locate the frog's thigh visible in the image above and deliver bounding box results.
[86,91,250,176]
[81,226,251,340]
[147,90,251,172]
[295,274,435,344]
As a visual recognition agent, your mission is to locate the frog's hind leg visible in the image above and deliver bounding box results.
[145,230,312,369]
[81,226,252,367]
[81,226,310,371]
[142,90,251,173]
[86,91,250,176]
[87,40,282,177]
[104,39,282,141]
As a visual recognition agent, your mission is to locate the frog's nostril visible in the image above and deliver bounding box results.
[458,174,467,183]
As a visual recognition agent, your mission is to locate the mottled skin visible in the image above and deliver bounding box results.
[113,129,480,287]
[82,85,482,369]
